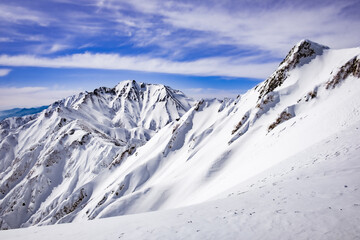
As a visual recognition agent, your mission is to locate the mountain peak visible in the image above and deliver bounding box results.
[112,80,193,112]
[114,80,163,96]
[257,39,329,100]
[113,80,143,101]
[279,39,329,68]
[114,79,139,91]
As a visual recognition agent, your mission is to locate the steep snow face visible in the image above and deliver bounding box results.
[1,40,360,234]
[0,80,194,229]
[1,122,359,239]
[71,40,360,221]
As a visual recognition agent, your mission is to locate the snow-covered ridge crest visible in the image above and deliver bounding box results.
[46,80,194,130]
[279,39,329,68]
[257,39,329,100]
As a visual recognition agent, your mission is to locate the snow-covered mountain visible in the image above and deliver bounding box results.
[0,81,194,229]
[1,39,360,239]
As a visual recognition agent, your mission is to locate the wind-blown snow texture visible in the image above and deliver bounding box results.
[1,39,360,239]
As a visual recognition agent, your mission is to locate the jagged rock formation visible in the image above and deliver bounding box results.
[326,56,360,89]
[256,39,329,100]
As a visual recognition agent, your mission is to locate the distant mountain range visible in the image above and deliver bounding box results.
[0,106,48,121]
[0,39,360,239]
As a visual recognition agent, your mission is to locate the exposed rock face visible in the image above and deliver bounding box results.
[257,40,329,100]
[326,56,360,89]
[268,110,293,132]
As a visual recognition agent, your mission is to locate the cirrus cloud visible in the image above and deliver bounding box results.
[0,86,80,110]
[0,68,11,77]
[0,53,277,79]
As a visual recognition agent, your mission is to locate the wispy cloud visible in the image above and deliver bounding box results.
[32,43,72,54]
[0,68,11,77]
[0,53,276,78]
[0,87,80,110]
[0,3,51,26]
[0,0,359,78]
[0,37,13,42]
[120,0,360,55]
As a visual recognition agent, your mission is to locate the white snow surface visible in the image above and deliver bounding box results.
[0,80,194,228]
[1,40,360,239]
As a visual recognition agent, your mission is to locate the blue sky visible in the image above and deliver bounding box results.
[0,0,359,109]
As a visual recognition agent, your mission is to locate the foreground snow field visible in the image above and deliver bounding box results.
[0,39,360,239]
[1,122,359,239]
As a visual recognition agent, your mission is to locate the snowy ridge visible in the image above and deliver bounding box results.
[1,40,360,239]
[0,80,194,229]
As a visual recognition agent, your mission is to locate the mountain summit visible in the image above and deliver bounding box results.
[280,39,329,68]
[257,39,329,100]
[0,80,194,229]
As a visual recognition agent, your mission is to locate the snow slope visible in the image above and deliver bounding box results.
[0,39,360,238]
[1,116,359,239]
[68,40,360,219]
